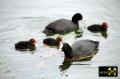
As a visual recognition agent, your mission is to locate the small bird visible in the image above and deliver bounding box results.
[43,13,83,36]
[87,22,108,33]
[43,36,62,48]
[61,40,99,61]
[15,38,36,51]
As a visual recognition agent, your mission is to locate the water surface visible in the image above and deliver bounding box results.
[0,0,120,79]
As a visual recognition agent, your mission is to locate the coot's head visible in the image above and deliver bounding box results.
[101,22,108,30]
[61,43,72,58]
[72,13,83,24]
[56,36,63,47]
[29,38,36,44]
[56,36,62,43]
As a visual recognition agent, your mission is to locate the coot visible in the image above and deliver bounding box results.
[43,36,62,48]
[87,22,108,33]
[15,38,36,51]
[43,13,83,35]
[61,40,99,60]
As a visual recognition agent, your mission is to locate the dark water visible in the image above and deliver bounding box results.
[0,0,120,79]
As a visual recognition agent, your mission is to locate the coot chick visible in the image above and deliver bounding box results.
[61,40,99,60]
[15,38,36,51]
[87,22,108,33]
[43,13,83,35]
[43,36,62,48]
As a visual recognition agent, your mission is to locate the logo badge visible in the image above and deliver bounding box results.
[99,66,118,77]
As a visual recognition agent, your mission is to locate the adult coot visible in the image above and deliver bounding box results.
[87,22,108,33]
[15,38,36,51]
[43,13,83,35]
[43,36,62,48]
[61,40,99,60]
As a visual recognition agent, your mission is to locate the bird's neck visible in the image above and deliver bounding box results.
[64,47,73,58]
[72,19,79,25]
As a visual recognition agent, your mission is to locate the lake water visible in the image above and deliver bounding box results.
[0,0,120,79]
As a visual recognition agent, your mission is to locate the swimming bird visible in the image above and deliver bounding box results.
[61,40,99,60]
[43,36,62,48]
[15,38,36,51]
[87,22,108,33]
[43,13,83,35]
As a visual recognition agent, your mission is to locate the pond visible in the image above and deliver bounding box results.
[0,0,120,79]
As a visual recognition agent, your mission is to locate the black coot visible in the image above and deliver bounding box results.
[43,13,83,35]
[61,40,99,60]
[87,22,108,33]
[15,38,36,51]
[43,36,62,48]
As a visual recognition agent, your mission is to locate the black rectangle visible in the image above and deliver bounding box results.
[99,66,118,77]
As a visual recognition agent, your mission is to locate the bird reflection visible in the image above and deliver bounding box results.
[59,59,72,71]
[59,47,99,71]
[17,50,36,54]
[75,28,83,38]
[59,56,93,72]
[101,31,108,38]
